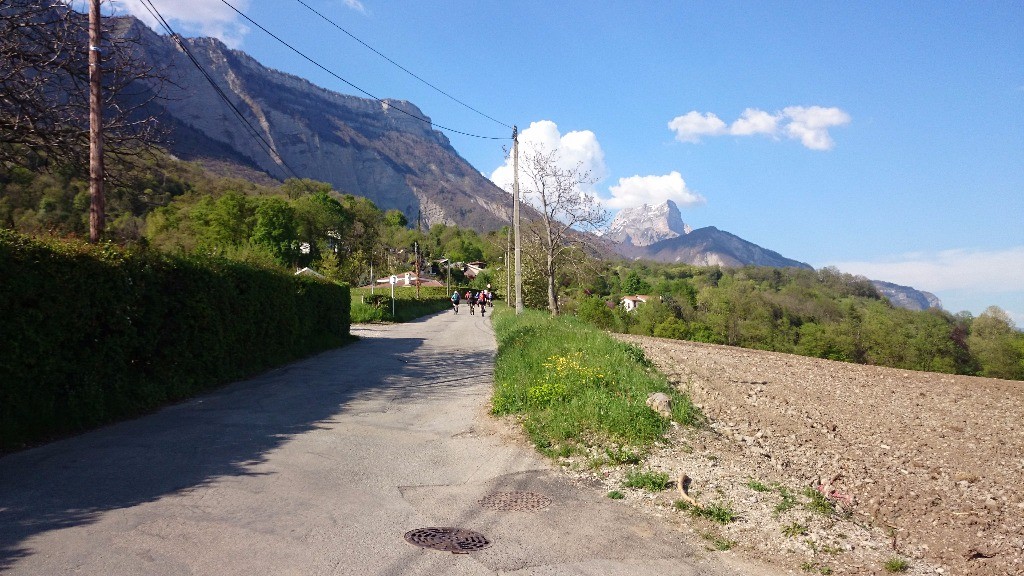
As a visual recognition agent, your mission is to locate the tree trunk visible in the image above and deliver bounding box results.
[547,247,559,315]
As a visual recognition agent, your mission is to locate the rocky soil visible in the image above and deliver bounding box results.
[567,335,1023,576]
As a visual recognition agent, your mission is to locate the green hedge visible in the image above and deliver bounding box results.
[0,230,350,452]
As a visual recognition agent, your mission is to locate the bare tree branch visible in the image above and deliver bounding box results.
[517,144,608,315]
[0,1,164,177]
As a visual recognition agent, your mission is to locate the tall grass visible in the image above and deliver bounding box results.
[491,308,702,456]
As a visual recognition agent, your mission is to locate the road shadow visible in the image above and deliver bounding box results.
[0,326,494,570]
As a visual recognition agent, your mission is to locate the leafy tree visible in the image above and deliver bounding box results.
[969,306,1023,379]
[251,197,297,265]
[384,209,408,228]
[623,270,652,295]
[204,192,255,248]
[293,191,350,265]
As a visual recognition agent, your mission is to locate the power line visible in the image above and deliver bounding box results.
[217,0,510,141]
[137,0,304,181]
[292,0,513,130]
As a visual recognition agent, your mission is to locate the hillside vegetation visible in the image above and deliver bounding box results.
[0,152,507,290]
[567,263,1024,381]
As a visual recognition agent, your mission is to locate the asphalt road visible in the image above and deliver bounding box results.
[0,309,779,575]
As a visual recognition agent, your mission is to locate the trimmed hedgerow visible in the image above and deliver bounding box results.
[0,230,349,452]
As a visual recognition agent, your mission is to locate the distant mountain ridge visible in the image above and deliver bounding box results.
[615,226,813,269]
[607,200,811,269]
[871,280,942,311]
[107,15,512,230]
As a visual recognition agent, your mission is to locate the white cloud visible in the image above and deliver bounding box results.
[606,171,706,210]
[831,247,1024,293]
[667,111,727,143]
[489,120,608,196]
[830,247,1024,318]
[730,108,780,136]
[111,0,252,47]
[343,0,367,14]
[669,106,850,150]
[781,106,852,151]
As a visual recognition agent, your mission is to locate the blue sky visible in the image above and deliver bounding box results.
[98,1,1023,322]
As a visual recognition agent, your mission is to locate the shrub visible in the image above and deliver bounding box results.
[883,558,909,573]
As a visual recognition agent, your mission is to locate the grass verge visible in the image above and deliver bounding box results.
[351,286,454,323]
[491,308,702,457]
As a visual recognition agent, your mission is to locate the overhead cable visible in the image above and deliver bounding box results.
[217,0,509,141]
[292,0,513,130]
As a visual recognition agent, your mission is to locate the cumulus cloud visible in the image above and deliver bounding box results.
[782,106,852,150]
[489,120,608,196]
[730,107,780,136]
[667,111,727,143]
[111,0,252,47]
[668,106,851,150]
[606,171,705,210]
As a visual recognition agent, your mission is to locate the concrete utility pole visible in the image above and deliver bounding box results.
[512,126,523,314]
[88,0,105,242]
[506,227,511,306]
[414,241,420,299]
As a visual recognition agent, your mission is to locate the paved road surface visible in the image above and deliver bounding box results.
[0,309,779,575]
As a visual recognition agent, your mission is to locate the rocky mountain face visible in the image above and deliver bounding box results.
[110,16,511,230]
[871,280,943,311]
[605,200,692,246]
[607,201,811,269]
[616,226,813,269]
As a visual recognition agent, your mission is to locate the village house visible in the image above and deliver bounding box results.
[621,294,652,312]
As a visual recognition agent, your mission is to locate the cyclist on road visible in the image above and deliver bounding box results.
[450,290,460,314]
[477,290,488,317]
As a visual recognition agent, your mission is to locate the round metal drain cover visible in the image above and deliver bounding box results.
[479,491,551,511]
[404,527,491,554]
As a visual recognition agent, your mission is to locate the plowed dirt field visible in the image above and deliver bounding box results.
[594,335,1023,575]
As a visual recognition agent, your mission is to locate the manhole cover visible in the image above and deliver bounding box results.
[403,527,491,554]
[479,491,551,511]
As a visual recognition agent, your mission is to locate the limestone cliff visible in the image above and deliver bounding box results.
[112,16,511,230]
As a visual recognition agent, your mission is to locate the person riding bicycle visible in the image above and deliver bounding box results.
[477,290,488,317]
[450,290,460,314]
[465,290,475,315]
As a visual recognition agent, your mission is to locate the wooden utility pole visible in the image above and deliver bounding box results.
[512,126,523,314]
[88,0,105,242]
